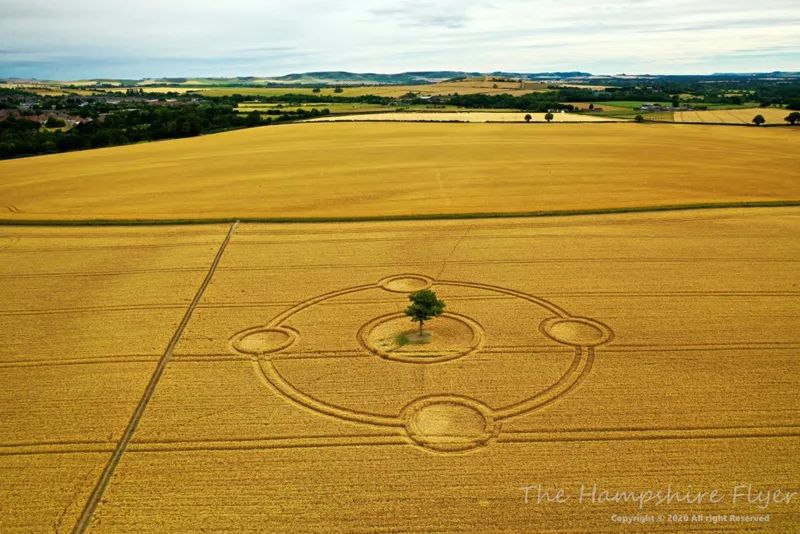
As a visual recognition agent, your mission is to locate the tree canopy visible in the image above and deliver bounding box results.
[404,289,446,334]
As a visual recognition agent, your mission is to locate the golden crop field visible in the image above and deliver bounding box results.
[674,107,792,124]
[3,208,799,531]
[308,111,622,122]
[1,122,798,222]
[0,224,231,531]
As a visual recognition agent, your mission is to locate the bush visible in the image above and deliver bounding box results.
[45,117,66,128]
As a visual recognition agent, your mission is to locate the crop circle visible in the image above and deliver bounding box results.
[358,312,485,363]
[378,274,433,293]
[539,317,613,346]
[232,327,298,355]
[402,396,496,452]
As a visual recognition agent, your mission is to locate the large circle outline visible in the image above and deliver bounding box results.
[234,275,612,451]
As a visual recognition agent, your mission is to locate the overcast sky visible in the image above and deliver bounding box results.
[1,0,799,79]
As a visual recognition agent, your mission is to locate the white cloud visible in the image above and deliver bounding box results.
[0,0,798,78]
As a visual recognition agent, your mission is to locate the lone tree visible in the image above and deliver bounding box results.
[785,111,800,125]
[634,114,645,123]
[752,114,766,126]
[544,112,554,122]
[405,289,445,336]
[524,114,532,123]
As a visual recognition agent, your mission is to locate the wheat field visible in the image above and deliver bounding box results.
[674,107,792,124]
[0,225,230,531]
[2,208,799,531]
[1,115,798,533]
[0,122,797,221]
[308,111,621,122]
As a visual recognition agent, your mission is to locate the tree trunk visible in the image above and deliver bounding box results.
[419,321,423,335]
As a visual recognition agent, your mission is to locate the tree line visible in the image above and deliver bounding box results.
[0,104,329,159]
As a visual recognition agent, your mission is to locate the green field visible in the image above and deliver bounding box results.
[591,100,764,121]
[601,101,671,109]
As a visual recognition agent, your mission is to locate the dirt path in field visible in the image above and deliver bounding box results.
[72,221,239,533]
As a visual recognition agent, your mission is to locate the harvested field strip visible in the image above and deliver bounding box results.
[72,221,238,533]
[1,200,799,226]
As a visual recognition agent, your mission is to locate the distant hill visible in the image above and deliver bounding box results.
[252,71,596,84]
[2,71,596,87]
[4,71,798,87]
[269,71,482,84]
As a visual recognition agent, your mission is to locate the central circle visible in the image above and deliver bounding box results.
[402,396,496,452]
[358,312,485,363]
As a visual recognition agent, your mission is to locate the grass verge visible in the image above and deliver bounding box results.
[0,201,798,227]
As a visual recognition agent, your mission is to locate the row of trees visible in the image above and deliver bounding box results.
[753,112,800,126]
[523,113,555,122]
[0,105,329,159]
[521,112,800,125]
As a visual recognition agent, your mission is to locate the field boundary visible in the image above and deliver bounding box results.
[2,201,799,228]
[71,221,239,533]
[3,424,800,457]
[308,117,628,124]
[645,119,797,127]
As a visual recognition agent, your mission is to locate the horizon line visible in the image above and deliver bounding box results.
[3,69,800,83]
